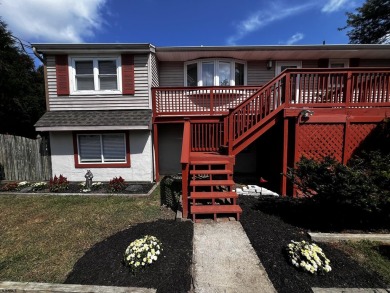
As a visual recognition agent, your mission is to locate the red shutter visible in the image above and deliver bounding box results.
[122,54,135,95]
[56,55,70,96]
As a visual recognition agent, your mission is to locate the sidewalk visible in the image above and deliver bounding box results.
[192,221,277,293]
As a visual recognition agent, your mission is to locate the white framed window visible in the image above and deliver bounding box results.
[75,133,130,167]
[69,56,122,95]
[185,59,246,86]
[329,59,349,68]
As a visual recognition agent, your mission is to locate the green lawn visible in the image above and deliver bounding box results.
[331,240,390,285]
[0,187,175,283]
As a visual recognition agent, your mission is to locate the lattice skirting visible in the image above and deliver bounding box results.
[295,122,378,163]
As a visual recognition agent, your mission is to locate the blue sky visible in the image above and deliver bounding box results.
[1,0,363,46]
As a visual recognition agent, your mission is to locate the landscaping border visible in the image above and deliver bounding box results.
[0,182,159,198]
[0,281,156,293]
[309,232,390,244]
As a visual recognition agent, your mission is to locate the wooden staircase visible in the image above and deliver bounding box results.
[188,152,242,222]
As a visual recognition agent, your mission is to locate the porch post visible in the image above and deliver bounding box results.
[281,116,289,196]
[153,123,160,182]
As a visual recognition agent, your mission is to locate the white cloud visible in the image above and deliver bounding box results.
[285,33,304,45]
[321,0,349,13]
[0,0,107,42]
[226,2,314,45]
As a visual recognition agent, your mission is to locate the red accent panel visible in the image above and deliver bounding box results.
[121,54,135,95]
[72,132,131,168]
[55,55,70,96]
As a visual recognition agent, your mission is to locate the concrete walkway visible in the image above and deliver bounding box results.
[193,221,277,293]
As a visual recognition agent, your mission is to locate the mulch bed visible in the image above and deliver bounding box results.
[239,195,389,293]
[0,182,155,194]
[64,220,193,293]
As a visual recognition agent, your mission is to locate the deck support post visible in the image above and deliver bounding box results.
[153,123,160,182]
[281,116,289,196]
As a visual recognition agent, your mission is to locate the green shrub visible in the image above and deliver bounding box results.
[160,175,181,210]
[49,175,69,192]
[285,151,390,224]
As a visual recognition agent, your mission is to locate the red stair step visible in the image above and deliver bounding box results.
[190,169,232,175]
[190,192,238,200]
[190,180,235,187]
[190,160,230,165]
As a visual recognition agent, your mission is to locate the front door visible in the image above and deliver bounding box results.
[276,61,302,103]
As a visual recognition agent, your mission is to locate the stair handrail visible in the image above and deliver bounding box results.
[227,71,289,154]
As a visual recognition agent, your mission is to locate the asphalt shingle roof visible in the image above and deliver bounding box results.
[35,110,152,129]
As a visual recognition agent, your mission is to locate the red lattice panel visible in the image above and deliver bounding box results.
[296,124,344,162]
[345,123,377,161]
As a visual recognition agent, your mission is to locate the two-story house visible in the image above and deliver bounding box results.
[34,43,390,221]
[34,44,158,183]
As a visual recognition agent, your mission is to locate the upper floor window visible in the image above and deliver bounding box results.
[185,59,246,87]
[70,57,122,95]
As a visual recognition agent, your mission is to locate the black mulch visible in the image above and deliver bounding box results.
[64,220,193,293]
[0,182,155,194]
[239,195,389,293]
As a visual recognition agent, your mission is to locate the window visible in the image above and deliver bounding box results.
[185,59,246,86]
[74,133,130,168]
[70,57,122,94]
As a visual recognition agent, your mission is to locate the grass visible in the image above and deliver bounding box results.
[0,186,175,283]
[331,240,390,285]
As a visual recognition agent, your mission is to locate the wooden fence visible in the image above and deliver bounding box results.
[0,134,52,181]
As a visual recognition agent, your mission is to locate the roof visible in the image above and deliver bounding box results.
[155,44,390,61]
[32,43,155,54]
[35,110,152,132]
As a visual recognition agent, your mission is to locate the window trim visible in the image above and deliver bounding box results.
[184,59,247,86]
[69,56,122,95]
[275,61,302,75]
[73,131,130,168]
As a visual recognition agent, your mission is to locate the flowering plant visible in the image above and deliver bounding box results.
[286,240,331,274]
[107,176,126,193]
[18,181,30,189]
[79,181,103,192]
[49,175,69,192]
[123,235,162,273]
[31,182,47,191]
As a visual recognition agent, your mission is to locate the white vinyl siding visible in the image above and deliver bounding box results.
[159,62,184,87]
[247,61,275,86]
[78,133,126,164]
[46,54,150,110]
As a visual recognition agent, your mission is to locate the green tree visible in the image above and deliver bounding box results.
[0,19,45,138]
[339,0,390,44]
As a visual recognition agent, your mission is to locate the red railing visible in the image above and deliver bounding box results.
[227,68,390,155]
[152,86,261,116]
[191,121,224,152]
[287,68,390,107]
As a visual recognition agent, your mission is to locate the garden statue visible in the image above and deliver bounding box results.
[85,170,93,189]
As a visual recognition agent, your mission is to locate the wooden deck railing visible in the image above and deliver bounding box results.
[154,68,390,155]
[287,68,390,107]
[152,86,261,116]
[227,68,390,155]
